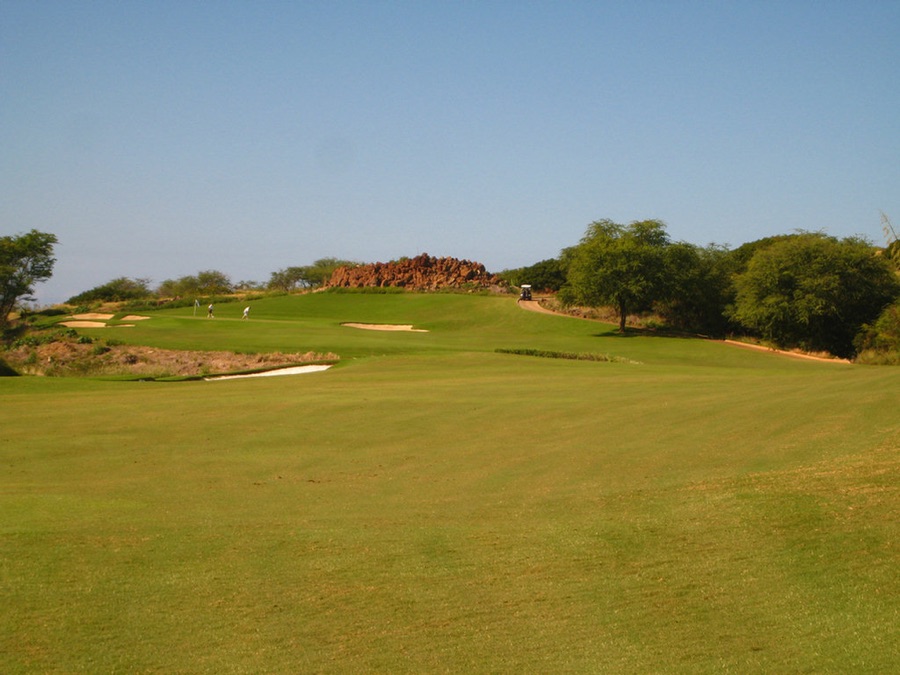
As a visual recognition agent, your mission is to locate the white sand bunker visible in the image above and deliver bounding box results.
[60,321,107,328]
[342,323,429,332]
[71,313,115,320]
[205,364,333,381]
[61,313,148,328]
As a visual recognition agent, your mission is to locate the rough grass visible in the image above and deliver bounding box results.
[1,293,898,672]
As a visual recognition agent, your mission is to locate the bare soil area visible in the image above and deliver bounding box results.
[4,341,337,378]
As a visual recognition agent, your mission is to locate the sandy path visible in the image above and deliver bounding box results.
[517,299,559,316]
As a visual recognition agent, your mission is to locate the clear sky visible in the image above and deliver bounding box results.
[2,1,899,304]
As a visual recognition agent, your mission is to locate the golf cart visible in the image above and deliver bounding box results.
[519,284,532,301]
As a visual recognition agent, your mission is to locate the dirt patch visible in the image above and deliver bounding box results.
[723,340,851,363]
[342,323,429,332]
[517,299,559,316]
[3,340,338,378]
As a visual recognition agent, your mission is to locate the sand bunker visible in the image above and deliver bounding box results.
[62,313,148,328]
[342,323,429,332]
[205,364,332,380]
[60,321,107,328]
[60,321,136,328]
[71,313,115,320]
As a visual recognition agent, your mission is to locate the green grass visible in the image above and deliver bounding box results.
[2,293,898,672]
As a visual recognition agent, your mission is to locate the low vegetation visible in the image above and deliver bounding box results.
[495,347,637,363]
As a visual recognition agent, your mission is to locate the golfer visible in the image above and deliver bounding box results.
[207,303,214,318]
[242,306,250,320]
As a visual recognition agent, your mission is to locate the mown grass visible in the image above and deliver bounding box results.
[1,293,898,672]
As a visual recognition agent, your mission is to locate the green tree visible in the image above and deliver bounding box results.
[855,300,900,358]
[157,276,196,298]
[1,229,58,329]
[195,270,232,295]
[730,232,900,357]
[67,277,152,304]
[656,242,733,336]
[268,266,310,292]
[498,258,567,292]
[306,258,360,287]
[560,219,670,332]
[157,270,232,298]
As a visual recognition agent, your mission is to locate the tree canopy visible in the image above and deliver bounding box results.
[67,277,152,304]
[729,232,900,358]
[268,258,360,291]
[498,258,567,293]
[560,219,670,332]
[1,229,58,329]
[157,270,233,298]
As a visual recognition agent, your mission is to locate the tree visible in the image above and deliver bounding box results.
[882,212,900,269]
[195,270,232,295]
[156,270,232,298]
[655,242,733,336]
[560,219,670,331]
[268,266,310,292]
[730,232,900,358]
[498,258,567,292]
[305,258,360,287]
[1,229,58,329]
[67,277,152,304]
[854,300,900,358]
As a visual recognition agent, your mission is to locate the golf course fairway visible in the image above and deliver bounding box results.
[2,292,897,672]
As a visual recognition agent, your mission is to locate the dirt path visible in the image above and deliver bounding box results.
[517,297,851,364]
[517,299,559,316]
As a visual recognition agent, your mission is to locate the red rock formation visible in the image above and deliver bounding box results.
[326,254,503,291]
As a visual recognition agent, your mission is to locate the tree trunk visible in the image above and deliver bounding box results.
[618,299,627,333]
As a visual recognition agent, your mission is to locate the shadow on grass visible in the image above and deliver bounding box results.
[595,327,717,340]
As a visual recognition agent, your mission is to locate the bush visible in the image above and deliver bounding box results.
[495,348,637,364]
[854,301,900,364]
[730,233,900,358]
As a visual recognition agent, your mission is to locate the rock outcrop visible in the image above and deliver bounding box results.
[326,254,503,291]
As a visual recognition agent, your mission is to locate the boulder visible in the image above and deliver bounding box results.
[326,254,503,291]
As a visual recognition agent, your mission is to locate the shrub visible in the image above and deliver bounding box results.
[495,348,638,364]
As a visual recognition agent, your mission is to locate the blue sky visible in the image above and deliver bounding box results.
[2,1,899,304]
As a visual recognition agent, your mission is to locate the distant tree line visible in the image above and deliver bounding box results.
[501,219,900,360]
[5,221,900,362]
[65,258,359,305]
